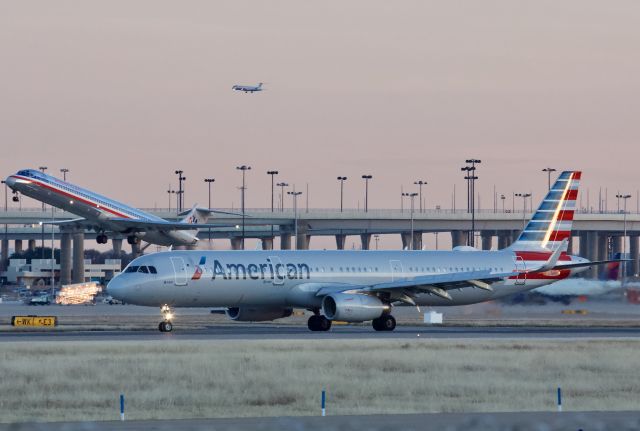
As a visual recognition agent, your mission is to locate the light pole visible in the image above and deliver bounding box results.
[288,191,303,249]
[175,170,186,212]
[462,160,480,246]
[277,182,289,212]
[361,175,372,212]
[374,234,380,250]
[500,194,506,212]
[267,171,279,213]
[204,178,215,243]
[337,176,347,212]
[402,192,418,250]
[204,178,215,210]
[542,168,556,191]
[236,165,251,249]
[1,180,7,211]
[617,193,631,284]
[167,187,175,212]
[515,193,531,230]
[60,168,69,181]
[414,180,427,213]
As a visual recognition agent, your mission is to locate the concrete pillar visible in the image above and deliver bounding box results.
[28,239,36,252]
[451,231,465,248]
[14,240,23,254]
[612,235,623,256]
[261,237,274,250]
[630,235,639,277]
[1,238,8,271]
[60,230,72,285]
[230,238,243,250]
[597,233,608,262]
[579,232,589,260]
[587,231,599,278]
[280,233,291,250]
[112,238,123,255]
[497,231,509,249]
[360,234,371,250]
[481,233,493,251]
[335,234,346,250]
[567,236,575,255]
[296,234,310,250]
[72,231,85,283]
[412,232,422,251]
[401,233,411,250]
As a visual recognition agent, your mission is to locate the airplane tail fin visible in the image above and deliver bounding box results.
[507,171,581,252]
[179,205,210,226]
[258,82,263,88]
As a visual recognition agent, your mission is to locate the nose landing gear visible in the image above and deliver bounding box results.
[159,305,174,332]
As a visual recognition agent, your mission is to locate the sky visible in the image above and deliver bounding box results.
[1,0,639,216]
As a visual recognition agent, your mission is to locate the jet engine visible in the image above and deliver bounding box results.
[225,307,293,322]
[322,293,388,322]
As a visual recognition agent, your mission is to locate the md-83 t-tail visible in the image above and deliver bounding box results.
[107,171,615,332]
[5,169,238,248]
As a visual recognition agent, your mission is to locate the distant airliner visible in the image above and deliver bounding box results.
[107,171,619,333]
[5,169,239,248]
[232,82,264,93]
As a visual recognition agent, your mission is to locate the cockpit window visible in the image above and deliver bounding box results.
[125,265,139,273]
[17,170,36,177]
[149,266,157,274]
[138,266,149,274]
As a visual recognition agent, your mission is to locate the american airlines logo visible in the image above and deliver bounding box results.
[192,257,311,281]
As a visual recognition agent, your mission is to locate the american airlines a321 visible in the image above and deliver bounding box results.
[1,2,639,431]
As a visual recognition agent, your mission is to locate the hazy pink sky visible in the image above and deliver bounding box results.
[2,0,639,212]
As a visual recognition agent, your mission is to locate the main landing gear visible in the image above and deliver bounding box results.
[372,314,396,331]
[159,304,173,332]
[307,313,332,332]
[127,235,140,245]
[96,233,108,244]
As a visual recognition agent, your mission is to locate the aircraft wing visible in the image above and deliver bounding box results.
[42,218,241,232]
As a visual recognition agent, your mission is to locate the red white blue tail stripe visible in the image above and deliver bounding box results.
[510,171,581,252]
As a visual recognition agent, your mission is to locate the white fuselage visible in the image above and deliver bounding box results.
[6,171,198,246]
[107,249,587,309]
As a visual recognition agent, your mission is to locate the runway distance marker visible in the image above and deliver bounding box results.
[11,315,58,327]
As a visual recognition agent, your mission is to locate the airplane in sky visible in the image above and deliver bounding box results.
[232,82,264,93]
[107,171,617,333]
[5,169,240,248]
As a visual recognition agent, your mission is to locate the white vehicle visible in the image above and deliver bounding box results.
[107,171,616,333]
[5,169,242,247]
[28,294,51,305]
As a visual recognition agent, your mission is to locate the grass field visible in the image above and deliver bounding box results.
[1,339,639,422]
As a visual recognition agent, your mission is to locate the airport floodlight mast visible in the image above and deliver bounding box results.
[1,180,7,211]
[374,234,380,250]
[236,165,251,249]
[362,175,373,212]
[204,178,215,242]
[542,167,556,191]
[60,168,69,181]
[616,193,632,284]
[277,182,289,212]
[461,159,480,246]
[166,187,176,212]
[402,192,418,249]
[414,180,427,213]
[174,170,186,213]
[267,171,279,213]
[337,176,347,212]
[515,193,532,230]
[287,190,303,249]
[500,194,506,212]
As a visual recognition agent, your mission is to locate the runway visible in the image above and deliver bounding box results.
[2,411,640,431]
[2,324,640,342]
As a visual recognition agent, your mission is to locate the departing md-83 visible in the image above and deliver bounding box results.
[107,171,613,332]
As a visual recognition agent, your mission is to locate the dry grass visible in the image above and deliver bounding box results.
[1,339,639,422]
